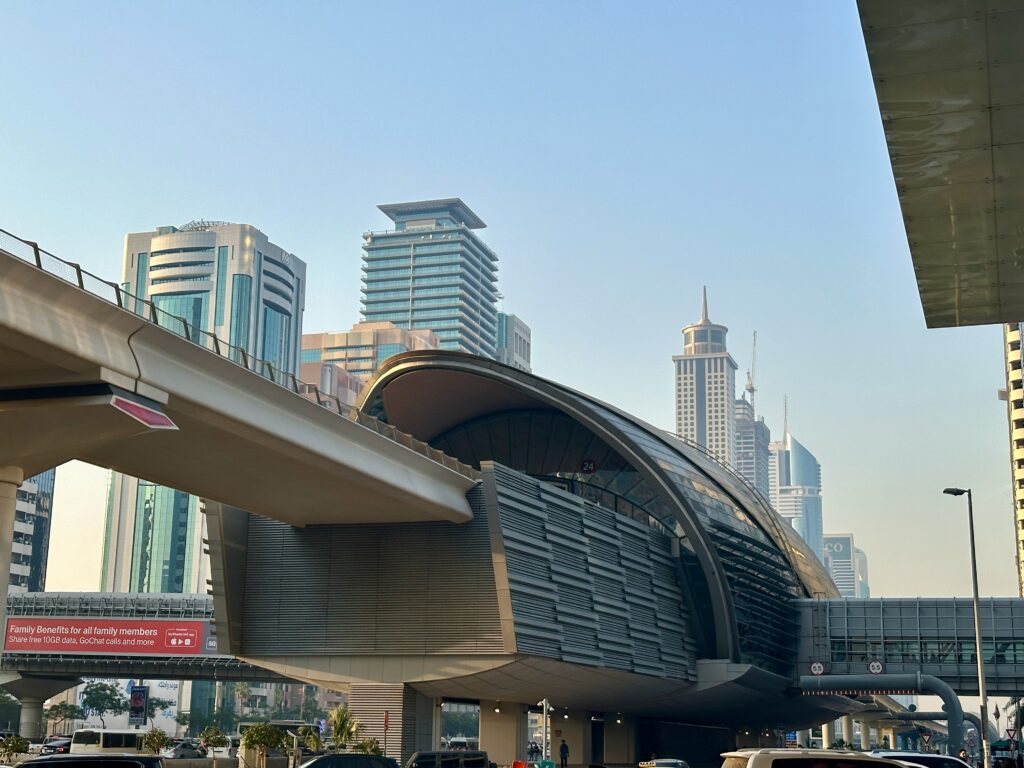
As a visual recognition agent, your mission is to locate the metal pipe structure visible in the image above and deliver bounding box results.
[799,674,965,752]
[945,487,990,768]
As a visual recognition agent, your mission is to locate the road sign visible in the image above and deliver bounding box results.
[810,662,825,676]
[868,659,884,674]
[921,733,932,746]
[1008,728,1018,741]
[111,395,178,429]
[968,736,976,747]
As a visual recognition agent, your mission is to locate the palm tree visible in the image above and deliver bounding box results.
[235,683,252,718]
[328,705,360,750]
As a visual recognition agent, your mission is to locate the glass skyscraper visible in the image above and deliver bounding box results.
[769,430,824,563]
[734,397,770,499]
[823,534,870,598]
[496,312,532,372]
[101,220,306,593]
[12,469,55,592]
[361,199,499,358]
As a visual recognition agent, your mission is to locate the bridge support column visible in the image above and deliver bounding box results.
[0,468,23,635]
[19,697,43,740]
[857,720,871,749]
[821,720,834,749]
[796,729,811,748]
[842,716,854,747]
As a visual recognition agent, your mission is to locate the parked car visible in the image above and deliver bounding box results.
[210,736,240,759]
[405,751,493,768]
[641,759,690,768]
[160,741,205,760]
[22,755,165,768]
[870,752,972,768]
[721,749,906,768]
[40,739,73,756]
[300,755,400,768]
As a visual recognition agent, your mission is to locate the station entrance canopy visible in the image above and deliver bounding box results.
[858,0,1024,326]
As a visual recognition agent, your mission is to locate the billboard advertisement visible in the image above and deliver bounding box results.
[128,684,148,726]
[3,618,217,656]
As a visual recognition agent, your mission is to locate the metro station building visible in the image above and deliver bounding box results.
[206,352,856,765]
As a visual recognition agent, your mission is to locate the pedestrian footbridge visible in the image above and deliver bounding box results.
[797,598,1024,695]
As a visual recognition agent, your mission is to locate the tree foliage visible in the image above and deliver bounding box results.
[242,722,286,768]
[351,737,382,756]
[44,702,85,732]
[0,735,29,763]
[298,725,321,753]
[141,727,171,755]
[328,705,360,749]
[146,696,175,719]
[199,725,229,750]
[81,682,128,728]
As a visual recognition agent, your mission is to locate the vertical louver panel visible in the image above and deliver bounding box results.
[488,464,697,681]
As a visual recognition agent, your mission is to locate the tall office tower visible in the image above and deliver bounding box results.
[302,322,439,382]
[823,534,870,598]
[361,199,499,358]
[734,397,771,498]
[11,469,55,592]
[769,430,824,562]
[1002,323,1024,595]
[102,221,306,593]
[854,546,870,598]
[496,312,532,372]
[673,289,738,464]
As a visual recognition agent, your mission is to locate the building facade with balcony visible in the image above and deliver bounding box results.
[1004,323,1024,595]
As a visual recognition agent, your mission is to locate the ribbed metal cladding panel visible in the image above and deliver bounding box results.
[349,683,422,762]
[241,485,503,655]
[491,464,697,680]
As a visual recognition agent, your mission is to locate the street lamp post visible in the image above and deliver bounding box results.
[944,487,990,768]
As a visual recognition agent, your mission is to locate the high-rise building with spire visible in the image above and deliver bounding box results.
[673,288,737,464]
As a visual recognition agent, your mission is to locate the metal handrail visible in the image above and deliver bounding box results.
[0,226,480,482]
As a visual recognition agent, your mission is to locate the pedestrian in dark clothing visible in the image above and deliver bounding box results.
[559,740,569,768]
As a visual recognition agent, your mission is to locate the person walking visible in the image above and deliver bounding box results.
[559,740,569,768]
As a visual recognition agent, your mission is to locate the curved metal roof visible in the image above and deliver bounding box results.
[360,352,838,672]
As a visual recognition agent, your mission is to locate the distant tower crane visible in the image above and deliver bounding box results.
[745,331,758,413]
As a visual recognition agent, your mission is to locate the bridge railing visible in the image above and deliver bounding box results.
[0,226,480,481]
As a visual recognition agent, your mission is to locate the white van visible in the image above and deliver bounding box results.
[70,728,145,754]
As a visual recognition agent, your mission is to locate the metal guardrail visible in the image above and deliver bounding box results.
[0,226,480,482]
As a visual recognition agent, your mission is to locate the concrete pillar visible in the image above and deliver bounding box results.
[0,468,22,637]
[797,730,812,748]
[551,710,586,767]
[19,698,42,740]
[480,701,527,765]
[858,720,870,750]
[822,721,834,749]
[842,717,855,747]
[604,715,634,765]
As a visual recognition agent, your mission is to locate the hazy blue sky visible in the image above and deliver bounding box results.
[2,2,1013,598]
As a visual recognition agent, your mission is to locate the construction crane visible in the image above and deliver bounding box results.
[745,331,757,413]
